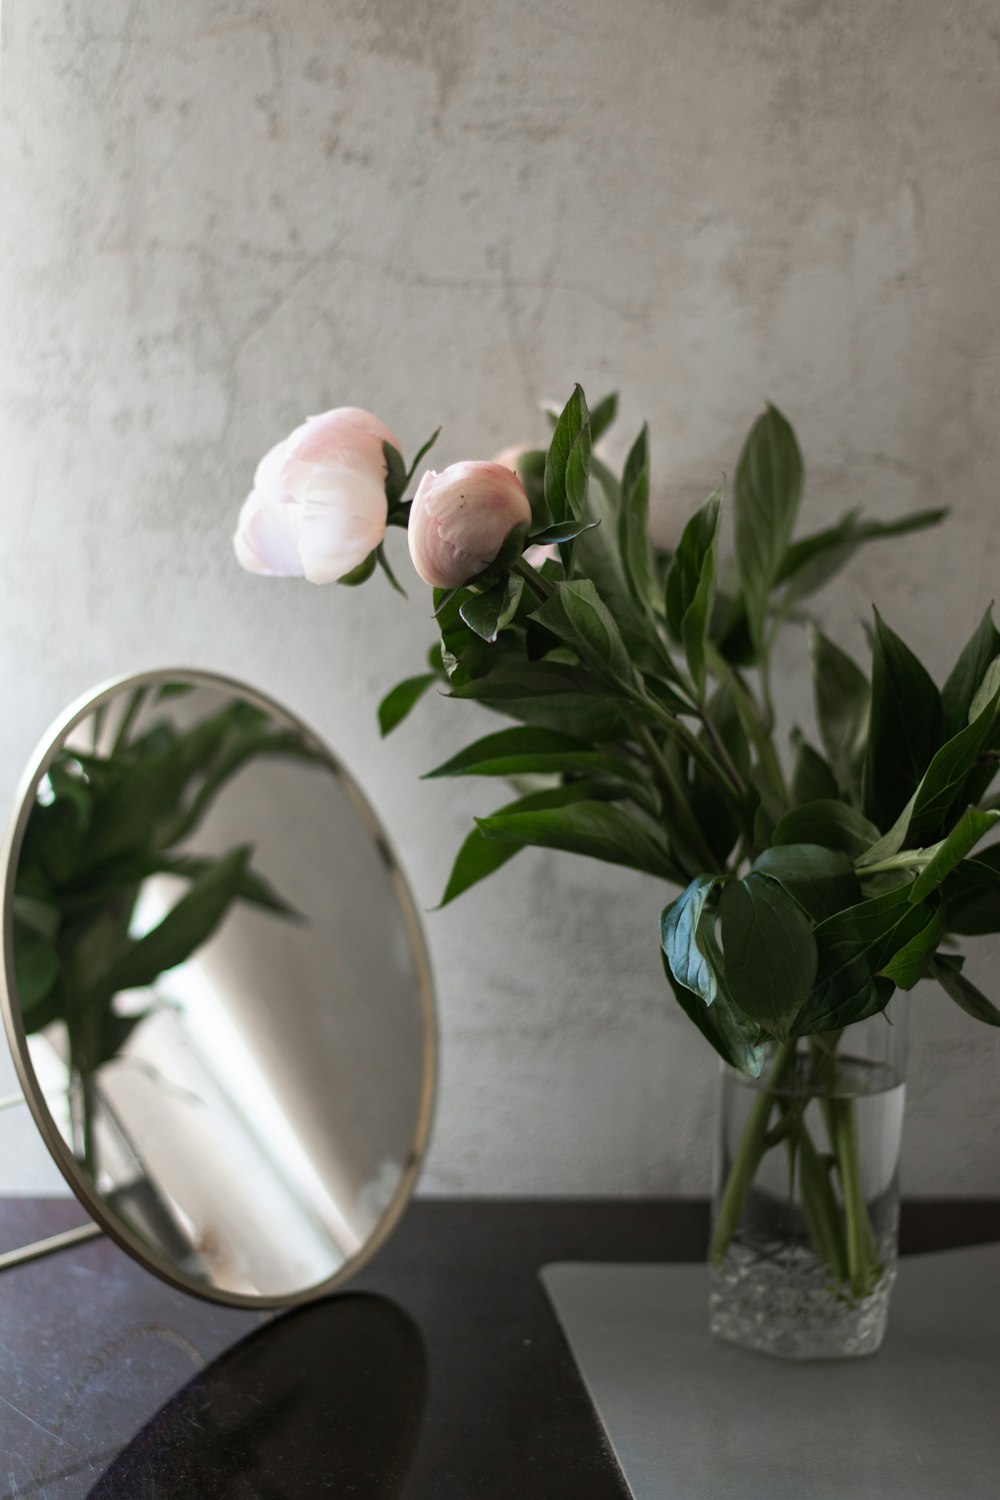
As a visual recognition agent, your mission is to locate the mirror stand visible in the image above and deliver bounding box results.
[0,1090,104,1268]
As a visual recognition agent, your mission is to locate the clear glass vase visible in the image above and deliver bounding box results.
[708,1009,908,1359]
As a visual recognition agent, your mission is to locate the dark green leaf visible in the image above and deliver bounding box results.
[12,925,59,1012]
[544,386,590,526]
[660,875,721,1004]
[477,800,678,881]
[158,854,302,920]
[424,725,643,784]
[752,843,862,923]
[970,653,1000,724]
[528,519,599,546]
[790,732,840,805]
[929,955,1000,1026]
[589,392,619,445]
[941,845,1000,935]
[617,424,656,612]
[863,609,943,828]
[459,574,524,643]
[878,907,944,990]
[375,543,407,596]
[720,872,818,1038]
[664,483,723,695]
[854,790,919,871]
[909,806,1000,903]
[941,608,1000,738]
[733,405,803,650]
[530,580,635,688]
[772,800,882,857]
[906,683,1000,843]
[403,427,441,489]
[793,886,931,1034]
[776,507,947,601]
[94,847,252,998]
[811,628,869,803]
[378,673,437,736]
[383,442,408,506]
[661,950,765,1078]
[437,783,598,907]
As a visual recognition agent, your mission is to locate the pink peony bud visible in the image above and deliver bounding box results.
[234,406,399,584]
[407,461,532,589]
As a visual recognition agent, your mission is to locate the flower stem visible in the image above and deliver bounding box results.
[710,1042,794,1264]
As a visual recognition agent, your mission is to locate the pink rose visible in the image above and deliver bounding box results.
[234,407,399,583]
[407,462,532,589]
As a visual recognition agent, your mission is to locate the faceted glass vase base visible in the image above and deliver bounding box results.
[708,1237,897,1359]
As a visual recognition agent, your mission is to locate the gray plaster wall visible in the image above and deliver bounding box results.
[1,0,999,1196]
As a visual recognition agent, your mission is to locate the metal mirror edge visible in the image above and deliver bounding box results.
[0,667,437,1309]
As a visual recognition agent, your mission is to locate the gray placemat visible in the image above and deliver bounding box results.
[542,1245,1000,1500]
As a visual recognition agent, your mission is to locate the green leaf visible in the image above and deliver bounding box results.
[969,652,1000,726]
[527,519,599,546]
[459,574,524,643]
[378,673,437,736]
[941,845,1000,935]
[664,483,723,695]
[811,628,869,803]
[941,608,1000,738]
[855,790,919,870]
[423,726,643,784]
[660,875,721,1004]
[908,806,1000,903]
[477,800,678,881]
[375,542,407,596]
[661,950,765,1078]
[437,783,597,907]
[337,550,378,586]
[617,425,656,612]
[906,682,1000,843]
[929,955,1000,1026]
[403,427,441,490]
[12,925,59,1013]
[793,886,931,1034]
[157,854,302,920]
[383,442,408,506]
[530,580,635,688]
[772,800,882,857]
[589,392,619,445]
[733,406,803,650]
[776,507,947,601]
[790,733,840,805]
[719,872,818,1039]
[752,843,862,923]
[93,847,252,999]
[878,907,944,990]
[863,610,943,828]
[544,386,591,526]
[449,662,627,741]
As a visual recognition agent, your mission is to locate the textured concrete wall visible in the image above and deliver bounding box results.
[2,0,999,1196]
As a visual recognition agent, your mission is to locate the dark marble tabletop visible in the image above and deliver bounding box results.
[2,1196,998,1499]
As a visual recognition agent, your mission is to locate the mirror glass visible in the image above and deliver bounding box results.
[0,672,434,1305]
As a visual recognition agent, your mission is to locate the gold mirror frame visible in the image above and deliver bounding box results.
[0,668,437,1308]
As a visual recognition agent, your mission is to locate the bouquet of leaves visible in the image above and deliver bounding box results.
[13,685,312,1173]
[236,391,1000,1296]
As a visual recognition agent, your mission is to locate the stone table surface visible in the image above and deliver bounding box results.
[1,1197,998,1498]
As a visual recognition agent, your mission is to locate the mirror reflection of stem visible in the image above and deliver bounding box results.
[68,1071,100,1180]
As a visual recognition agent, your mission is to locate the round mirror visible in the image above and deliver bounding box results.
[0,670,435,1307]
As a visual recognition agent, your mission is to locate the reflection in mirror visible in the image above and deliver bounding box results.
[87,1293,427,1498]
[2,673,434,1304]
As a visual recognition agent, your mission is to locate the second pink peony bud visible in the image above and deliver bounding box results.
[407,462,532,589]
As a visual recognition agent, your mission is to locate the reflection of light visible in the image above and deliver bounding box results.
[128,880,362,1258]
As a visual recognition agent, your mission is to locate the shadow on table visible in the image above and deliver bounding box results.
[87,1292,427,1499]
